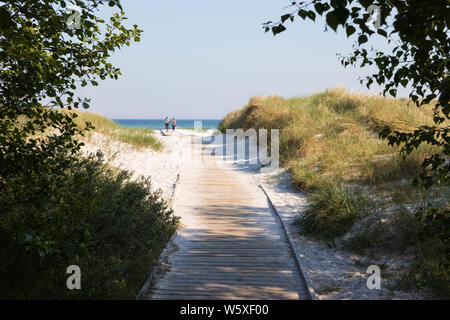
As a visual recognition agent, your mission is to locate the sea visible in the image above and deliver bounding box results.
[113,119,221,130]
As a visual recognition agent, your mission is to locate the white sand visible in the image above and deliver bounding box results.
[81,129,422,300]
[81,131,187,200]
[81,129,216,200]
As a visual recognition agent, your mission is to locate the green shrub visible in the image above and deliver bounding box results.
[295,183,369,240]
[0,152,178,299]
[344,205,421,253]
[404,206,450,298]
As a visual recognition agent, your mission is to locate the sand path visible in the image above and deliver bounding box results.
[146,134,310,300]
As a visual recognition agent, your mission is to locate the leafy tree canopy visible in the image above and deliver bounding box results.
[0,0,142,180]
[0,0,142,256]
[264,0,449,186]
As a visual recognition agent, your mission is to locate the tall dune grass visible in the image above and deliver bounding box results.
[219,88,443,187]
[70,110,162,151]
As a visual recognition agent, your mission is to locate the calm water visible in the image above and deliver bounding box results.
[113,119,221,130]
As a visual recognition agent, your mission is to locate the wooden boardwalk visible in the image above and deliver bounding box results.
[147,143,310,300]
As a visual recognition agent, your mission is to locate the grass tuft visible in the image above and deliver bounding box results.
[295,183,370,240]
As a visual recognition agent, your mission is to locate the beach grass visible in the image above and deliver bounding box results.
[219,88,443,186]
[70,110,163,151]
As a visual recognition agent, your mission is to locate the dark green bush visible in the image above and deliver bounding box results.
[344,205,421,253]
[0,152,178,299]
[404,206,450,298]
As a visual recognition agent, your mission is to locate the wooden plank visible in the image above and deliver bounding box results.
[158,277,296,285]
[171,252,291,258]
[170,257,294,264]
[159,269,294,276]
[151,289,299,300]
[153,285,298,295]
[154,281,297,290]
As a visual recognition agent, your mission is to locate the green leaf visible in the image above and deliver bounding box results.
[306,11,316,21]
[272,24,286,35]
[377,29,387,38]
[281,14,291,23]
[0,7,14,29]
[298,10,308,20]
[326,8,349,31]
[346,25,356,37]
[314,2,330,16]
[326,11,339,31]
[358,34,368,45]
[389,88,397,97]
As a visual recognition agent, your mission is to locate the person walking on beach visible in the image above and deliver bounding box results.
[171,117,176,131]
[165,116,170,132]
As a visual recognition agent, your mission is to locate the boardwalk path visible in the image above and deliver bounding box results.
[147,135,310,299]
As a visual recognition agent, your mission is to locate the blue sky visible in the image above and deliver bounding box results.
[78,0,403,119]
